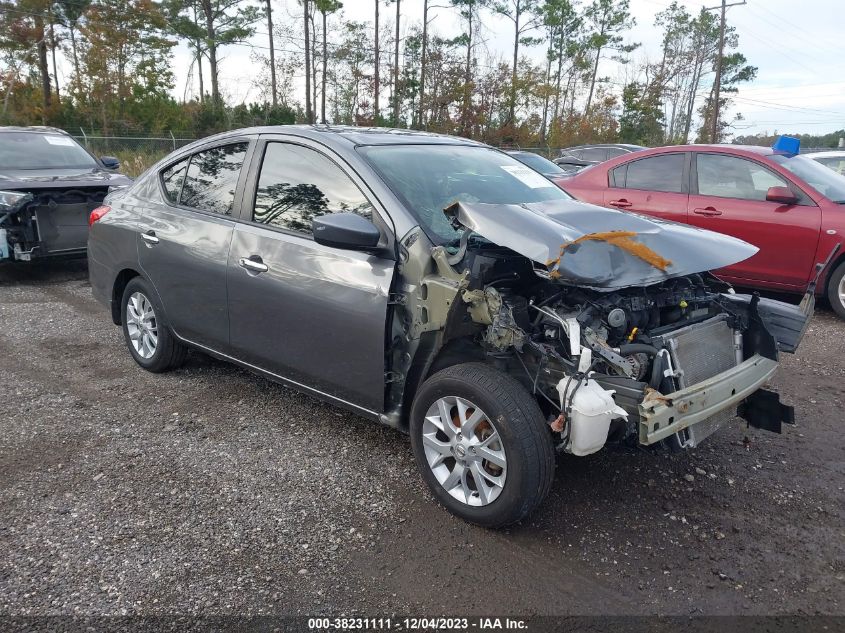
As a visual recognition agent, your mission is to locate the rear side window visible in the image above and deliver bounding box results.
[161,158,189,203]
[579,148,607,162]
[253,142,373,236]
[615,154,685,193]
[180,143,248,215]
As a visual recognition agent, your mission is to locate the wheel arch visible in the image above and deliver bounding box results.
[111,268,142,325]
[823,252,845,293]
[399,335,486,433]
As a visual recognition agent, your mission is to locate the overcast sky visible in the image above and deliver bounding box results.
[167,0,845,138]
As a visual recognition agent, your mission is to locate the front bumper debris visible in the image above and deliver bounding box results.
[638,354,778,445]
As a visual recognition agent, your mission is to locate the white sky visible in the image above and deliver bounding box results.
[162,0,845,137]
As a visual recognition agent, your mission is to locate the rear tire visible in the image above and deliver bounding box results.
[409,363,555,528]
[120,277,187,373]
[827,261,845,320]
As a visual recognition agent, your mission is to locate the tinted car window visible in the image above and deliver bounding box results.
[161,158,189,203]
[579,148,607,162]
[606,147,628,158]
[253,142,374,235]
[815,157,845,175]
[620,154,685,193]
[0,131,98,170]
[697,154,787,201]
[181,143,248,215]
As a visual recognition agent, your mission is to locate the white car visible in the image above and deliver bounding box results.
[808,150,845,176]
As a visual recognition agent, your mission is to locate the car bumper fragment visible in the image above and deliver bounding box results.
[638,354,778,445]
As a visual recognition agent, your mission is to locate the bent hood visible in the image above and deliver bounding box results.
[0,167,132,190]
[446,200,758,289]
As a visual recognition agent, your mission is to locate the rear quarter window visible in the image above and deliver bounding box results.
[160,158,189,203]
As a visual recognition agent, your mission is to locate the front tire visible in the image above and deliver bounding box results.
[120,277,187,373]
[827,261,845,320]
[409,363,555,528]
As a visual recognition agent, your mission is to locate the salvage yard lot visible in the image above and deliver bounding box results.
[1,260,843,617]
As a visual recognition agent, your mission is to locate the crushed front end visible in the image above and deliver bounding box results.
[0,188,107,261]
[392,200,810,456]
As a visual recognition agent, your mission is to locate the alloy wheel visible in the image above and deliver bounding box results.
[126,291,158,359]
[839,275,845,311]
[421,396,507,506]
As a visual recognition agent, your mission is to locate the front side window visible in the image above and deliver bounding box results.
[180,143,248,215]
[161,158,189,203]
[697,154,787,201]
[616,154,685,193]
[253,142,373,235]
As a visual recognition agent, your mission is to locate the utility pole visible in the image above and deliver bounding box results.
[374,0,380,123]
[705,0,745,143]
[304,0,313,123]
[266,0,277,107]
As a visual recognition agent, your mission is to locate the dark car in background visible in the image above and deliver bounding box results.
[0,126,130,262]
[87,125,808,527]
[554,143,645,173]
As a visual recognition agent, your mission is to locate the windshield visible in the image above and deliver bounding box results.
[512,151,566,175]
[361,144,573,243]
[770,153,845,203]
[0,132,98,170]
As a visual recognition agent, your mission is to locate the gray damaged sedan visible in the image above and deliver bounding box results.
[88,126,812,527]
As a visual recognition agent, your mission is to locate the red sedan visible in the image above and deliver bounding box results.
[560,144,845,317]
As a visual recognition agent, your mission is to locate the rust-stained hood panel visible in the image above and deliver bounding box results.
[445,200,759,289]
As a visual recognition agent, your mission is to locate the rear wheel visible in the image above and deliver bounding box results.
[410,363,554,528]
[827,261,845,320]
[120,277,187,372]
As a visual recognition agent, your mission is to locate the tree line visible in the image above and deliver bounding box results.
[1,0,759,147]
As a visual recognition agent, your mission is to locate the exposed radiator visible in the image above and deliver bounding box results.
[667,316,738,388]
[665,316,741,448]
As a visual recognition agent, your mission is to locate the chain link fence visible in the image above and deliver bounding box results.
[72,131,197,177]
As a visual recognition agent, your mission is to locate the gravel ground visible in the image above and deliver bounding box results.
[0,259,843,618]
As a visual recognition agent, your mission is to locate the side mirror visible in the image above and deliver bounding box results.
[100,155,120,170]
[765,186,798,205]
[312,213,381,251]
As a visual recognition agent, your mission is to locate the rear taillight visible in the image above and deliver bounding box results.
[89,205,111,227]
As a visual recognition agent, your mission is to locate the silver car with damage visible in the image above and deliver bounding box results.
[88,126,812,527]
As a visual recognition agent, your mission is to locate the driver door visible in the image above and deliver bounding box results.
[688,152,821,289]
[226,139,395,413]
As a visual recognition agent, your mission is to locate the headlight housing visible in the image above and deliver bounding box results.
[0,190,33,212]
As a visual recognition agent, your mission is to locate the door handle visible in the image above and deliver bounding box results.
[693,207,722,217]
[608,199,632,208]
[140,230,159,245]
[238,256,269,274]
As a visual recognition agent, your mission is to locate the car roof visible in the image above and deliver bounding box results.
[618,144,779,157]
[563,143,645,151]
[0,125,71,136]
[806,150,845,159]
[196,125,484,149]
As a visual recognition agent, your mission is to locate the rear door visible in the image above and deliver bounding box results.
[138,139,252,349]
[603,152,689,222]
[226,138,395,413]
[687,152,821,288]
